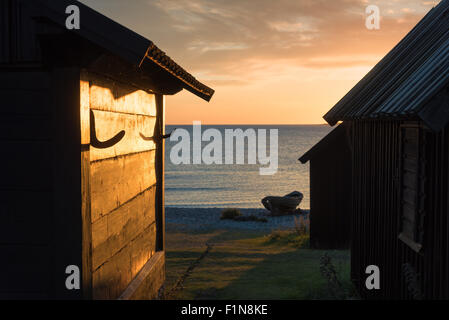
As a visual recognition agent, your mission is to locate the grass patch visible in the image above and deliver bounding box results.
[165,229,352,300]
[266,229,310,248]
[305,252,358,299]
[266,217,310,248]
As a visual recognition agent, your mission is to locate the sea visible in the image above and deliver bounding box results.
[164,125,333,209]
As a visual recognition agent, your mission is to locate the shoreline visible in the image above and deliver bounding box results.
[165,207,309,233]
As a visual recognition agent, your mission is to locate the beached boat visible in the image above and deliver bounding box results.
[261,191,303,215]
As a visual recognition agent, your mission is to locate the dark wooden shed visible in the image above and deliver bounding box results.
[299,123,352,249]
[323,0,449,299]
[0,0,213,299]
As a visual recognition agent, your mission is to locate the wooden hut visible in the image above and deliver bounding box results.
[0,0,214,299]
[299,123,352,249]
[323,0,449,299]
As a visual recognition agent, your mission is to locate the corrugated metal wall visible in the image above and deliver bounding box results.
[351,119,449,299]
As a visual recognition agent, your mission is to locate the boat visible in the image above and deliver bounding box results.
[261,191,303,215]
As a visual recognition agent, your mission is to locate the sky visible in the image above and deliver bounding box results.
[80,0,439,124]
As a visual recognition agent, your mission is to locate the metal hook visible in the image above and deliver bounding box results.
[139,130,174,143]
[90,110,126,149]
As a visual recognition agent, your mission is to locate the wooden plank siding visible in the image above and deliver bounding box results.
[90,151,156,222]
[92,223,156,299]
[91,186,156,271]
[83,71,160,299]
[118,251,165,300]
[0,68,53,299]
[0,66,164,299]
[0,0,214,300]
[351,120,449,299]
[301,124,352,249]
[351,120,401,299]
[89,75,157,116]
[89,110,156,161]
[0,245,51,299]
[0,0,41,64]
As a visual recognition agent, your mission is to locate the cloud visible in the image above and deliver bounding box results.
[422,1,438,5]
[187,41,249,53]
[206,79,249,86]
[79,0,433,87]
[401,7,416,13]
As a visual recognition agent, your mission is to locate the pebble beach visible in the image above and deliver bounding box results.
[165,207,310,233]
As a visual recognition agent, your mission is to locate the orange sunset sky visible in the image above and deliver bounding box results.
[79,0,438,124]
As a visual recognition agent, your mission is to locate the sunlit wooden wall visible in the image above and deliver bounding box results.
[1,0,170,300]
[80,70,163,299]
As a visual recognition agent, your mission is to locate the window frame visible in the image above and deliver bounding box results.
[398,122,426,253]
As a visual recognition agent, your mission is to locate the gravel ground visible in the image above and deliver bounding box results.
[165,207,310,233]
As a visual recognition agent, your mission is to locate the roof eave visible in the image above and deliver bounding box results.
[32,0,215,102]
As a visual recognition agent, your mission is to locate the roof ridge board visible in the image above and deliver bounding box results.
[350,27,449,118]
[323,1,449,122]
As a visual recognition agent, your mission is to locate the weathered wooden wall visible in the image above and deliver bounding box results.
[0,66,85,300]
[308,127,352,249]
[351,120,401,299]
[0,0,40,64]
[1,0,173,300]
[82,71,161,299]
[0,68,165,300]
[351,119,449,299]
[0,68,52,299]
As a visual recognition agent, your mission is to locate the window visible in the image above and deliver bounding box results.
[398,125,425,252]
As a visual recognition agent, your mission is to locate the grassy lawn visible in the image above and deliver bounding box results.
[165,228,353,300]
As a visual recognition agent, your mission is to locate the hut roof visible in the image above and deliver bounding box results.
[323,0,449,131]
[31,0,214,101]
[298,124,347,164]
